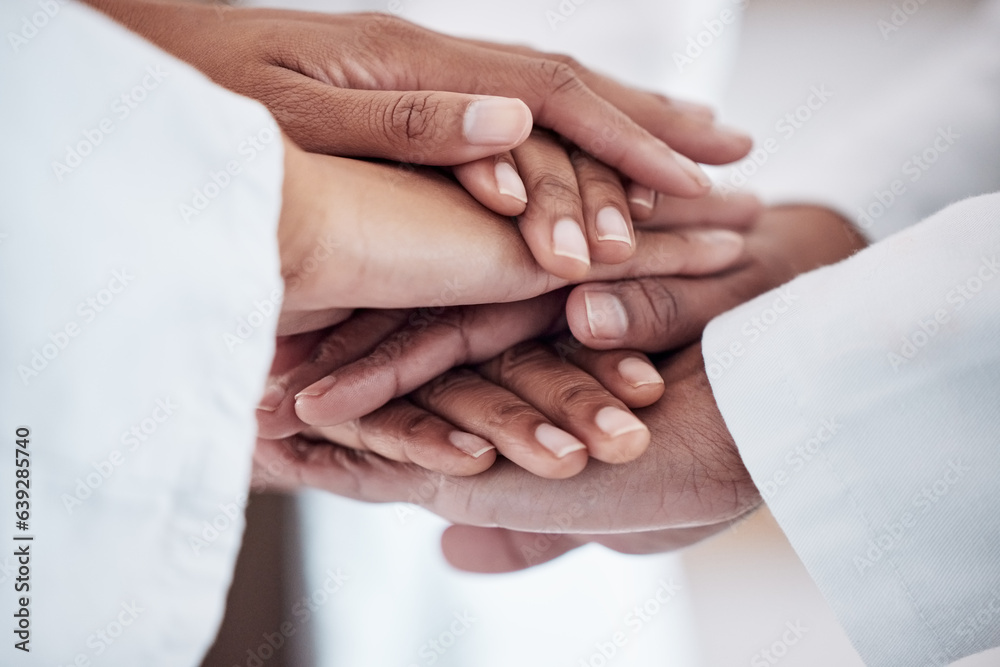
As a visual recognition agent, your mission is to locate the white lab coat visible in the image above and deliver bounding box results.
[703,1,1000,665]
[1,2,283,664]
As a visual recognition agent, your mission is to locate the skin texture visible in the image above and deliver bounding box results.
[82,0,751,208]
[276,137,749,334]
[252,204,868,570]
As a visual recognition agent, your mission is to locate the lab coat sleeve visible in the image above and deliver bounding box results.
[703,192,1000,666]
[0,1,283,665]
[740,0,1000,242]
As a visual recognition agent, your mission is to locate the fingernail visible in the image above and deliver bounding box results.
[595,207,632,245]
[715,123,753,143]
[495,161,527,203]
[295,375,336,400]
[552,218,591,267]
[595,406,647,438]
[674,152,712,189]
[463,97,532,146]
[584,291,628,340]
[628,186,656,210]
[617,357,664,388]
[449,431,496,459]
[257,383,286,412]
[671,98,715,119]
[535,423,587,459]
[690,229,744,248]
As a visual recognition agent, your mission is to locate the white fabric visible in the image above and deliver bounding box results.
[704,193,1000,666]
[0,2,283,665]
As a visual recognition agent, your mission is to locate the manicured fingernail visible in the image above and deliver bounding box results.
[584,291,628,340]
[495,161,527,203]
[674,152,712,189]
[595,207,632,245]
[690,229,744,248]
[628,186,656,210]
[595,406,647,438]
[617,357,664,388]
[534,423,587,458]
[257,383,285,412]
[449,431,496,459]
[552,218,590,266]
[463,97,532,146]
[295,375,336,400]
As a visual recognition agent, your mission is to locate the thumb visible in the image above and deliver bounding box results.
[272,74,533,164]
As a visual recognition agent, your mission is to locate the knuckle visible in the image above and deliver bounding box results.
[528,173,583,207]
[545,379,608,412]
[495,341,551,375]
[388,92,441,144]
[418,369,482,406]
[390,408,440,441]
[535,58,585,96]
[629,279,681,347]
[484,400,540,429]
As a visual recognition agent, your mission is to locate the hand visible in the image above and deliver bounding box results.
[252,205,867,567]
[83,1,750,202]
[276,333,665,479]
[268,190,763,425]
[276,137,748,334]
[565,203,869,352]
[253,342,759,533]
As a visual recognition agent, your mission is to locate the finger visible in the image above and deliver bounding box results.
[441,524,730,573]
[560,343,665,408]
[269,71,533,165]
[476,342,650,465]
[566,270,766,353]
[452,152,527,217]
[586,227,746,284]
[411,369,588,479]
[310,399,497,477]
[636,188,763,229]
[256,310,410,439]
[294,294,566,427]
[570,149,634,265]
[405,43,714,197]
[512,131,591,280]
[452,39,752,165]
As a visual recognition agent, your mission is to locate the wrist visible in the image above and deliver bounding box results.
[750,204,868,287]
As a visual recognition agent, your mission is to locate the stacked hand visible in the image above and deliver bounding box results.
[86,0,866,572]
